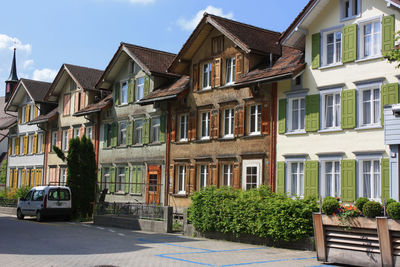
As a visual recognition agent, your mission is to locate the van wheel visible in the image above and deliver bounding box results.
[17,209,24,220]
[36,211,42,222]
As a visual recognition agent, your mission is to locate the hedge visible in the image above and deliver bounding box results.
[188,186,319,242]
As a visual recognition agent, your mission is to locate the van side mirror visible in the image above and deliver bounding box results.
[19,197,25,201]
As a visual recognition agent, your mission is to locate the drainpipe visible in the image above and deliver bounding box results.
[270,82,278,192]
[165,103,171,207]
[43,122,49,185]
[398,145,400,201]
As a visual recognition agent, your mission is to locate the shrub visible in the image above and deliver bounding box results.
[188,186,319,242]
[386,198,396,207]
[363,201,383,218]
[322,196,339,215]
[387,202,400,220]
[355,197,369,212]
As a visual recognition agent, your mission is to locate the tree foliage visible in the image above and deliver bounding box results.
[385,31,400,68]
[0,159,7,185]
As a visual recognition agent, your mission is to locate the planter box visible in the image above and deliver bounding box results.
[313,213,400,267]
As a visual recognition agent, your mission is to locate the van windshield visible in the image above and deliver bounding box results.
[48,189,70,201]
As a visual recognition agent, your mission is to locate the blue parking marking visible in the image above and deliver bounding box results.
[220,257,317,266]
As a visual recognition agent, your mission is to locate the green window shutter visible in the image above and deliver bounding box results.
[111,123,118,147]
[131,166,137,194]
[381,83,399,125]
[305,161,319,197]
[114,83,120,106]
[143,118,150,144]
[103,124,108,148]
[160,113,166,143]
[312,33,321,69]
[144,75,150,97]
[382,15,395,56]
[110,167,116,193]
[126,121,133,146]
[342,24,357,63]
[124,166,130,193]
[305,94,320,132]
[381,158,390,201]
[128,78,135,104]
[278,99,286,134]
[136,166,143,194]
[276,161,285,194]
[341,159,356,202]
[97,168,102,184]
[341,89,356,129]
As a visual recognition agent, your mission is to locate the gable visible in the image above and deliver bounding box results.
[5,82,31,112]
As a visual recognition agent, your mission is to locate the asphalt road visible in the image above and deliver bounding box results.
[0,213,331,267]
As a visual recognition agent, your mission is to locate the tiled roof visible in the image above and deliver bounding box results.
[139,76,190,103]
[235,46,305,86]
[0,96,17,131]
[28,107,58,124]
[74,93,113,116]
[64,64,103,91]
[21,79,52,102]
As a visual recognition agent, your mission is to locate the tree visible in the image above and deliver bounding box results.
[53,136,96,218]
[385,31,400,68]
[0,159,7,185]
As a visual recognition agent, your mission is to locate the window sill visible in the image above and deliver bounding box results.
[114,192,126,195]
[132,144,144,147]
[218,136,235,141]
[130,193,142,196]
[318,128,343,133]
[355,125,383,131]
[117,103,129,107]
[242,134,263,140]
[148,142,162,146]
[355,56,382,63]
[172,193,188,198]
[285,130,307,136]
[216,83,235,89]
[175,140,190,145]
[318,63,343,70]
[196,88,212,94]
[340,14,361,22]
[195,139,212,144]
[117,145,127,149]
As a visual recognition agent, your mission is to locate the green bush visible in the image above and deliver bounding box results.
[188,186,319,242]
[386,198,396,207]
[363,201,383,218]
[355,197,369,212]
[322,197,339,215]
[387,202,400,220]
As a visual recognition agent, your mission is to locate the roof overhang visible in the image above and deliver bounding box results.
[386,0,400,9]
[138,94,178,105]
[5,81,32,112]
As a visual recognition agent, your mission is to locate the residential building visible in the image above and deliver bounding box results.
[276,0,399,201]
[95,43,178,204]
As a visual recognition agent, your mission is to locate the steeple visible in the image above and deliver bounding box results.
[5,48,18,103]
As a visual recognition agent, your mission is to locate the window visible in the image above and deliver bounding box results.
[86,126,93,140]
[323,30,342,65]
[178,166,186,194]
[212,36,223,54]
[119,121,127,145]
[37,133,43,153]
[102,167,110,191]
[51,131,57,152]
[359,159,381,200]
[225,57,236,84]
[120,80,128,105]
[321,91,341,129]
[28,135,33,154]
[62,130,68,151]
[106,124,112,148]
[134,119,143,144]
[286,161,304,197]
[73,128,80,139]
[341,0,360,20]
[359,20,381,59]
[199,165,208,189]
[151,117,160,143]
[249,104,261,135]
[60,167,67,186]
[32,190,44,201]
[11,138,15,156]
[179,114,188,141]
[202,63,212,89]
[21,106,26,123]
[222,164,233,186]
[116,167,125,192]
[321,161,341,198]
[223,108,235,138]
[288,98,305,132]
[76,92,81,112]
[135,77,144,101]
[30,104,35,121]
[200,112,210,139]
[242,160,262,190]
[359,85,381,127]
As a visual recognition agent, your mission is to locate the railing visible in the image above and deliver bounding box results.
[96,202,165,221]
[0,198,18,208]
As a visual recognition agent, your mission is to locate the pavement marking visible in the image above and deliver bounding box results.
[108,229,115,233]
[118,233,125,236]
[81,224,90,227]
[220,256,318,266]
[96,226,105,230]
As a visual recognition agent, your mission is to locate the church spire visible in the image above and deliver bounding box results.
[5,48,19,103]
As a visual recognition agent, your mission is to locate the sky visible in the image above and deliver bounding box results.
[0,0,309,96]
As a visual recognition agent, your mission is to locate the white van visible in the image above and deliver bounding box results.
[17,186,72,222]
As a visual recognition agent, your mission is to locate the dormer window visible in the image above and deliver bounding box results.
[341,0,360,20]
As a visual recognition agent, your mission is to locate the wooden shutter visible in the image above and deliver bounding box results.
[189,165,195,194]
[97,168,102,185]
[110,167,116,193]
[214,58,222,87]
[63,94,71,115]
[211,61,215,88]
[80,91,85,110]
[381,83,399,125]
[235,53,243,81]
[235,106,245,137]
[212,165,218,187]
[111,123,117,147]
[305,94,320,132]
[261,102,270,135]
[189,112,197,141]
[233,163,240,189]
[126,121,133,146]
[42,133,45,153]
[13,169,18,188]
[193,64,199,91]
[21,169,26,186]
[103,124,108,148]
[23,136,28,155]
[25,105,30,123]
[144,75,150,97]
[15,137,19,155]
[160,113,166,143]
[30,169,35,186]
[18,107,22,124]
[305,161,319,197]
[74,92,80,113]
[170,114,176,142]
[124,166,130,193]
[381,158,390,200]
[169,164,175,194]
[341,89,356,129]
[342,24,357,63]
[143,118,150,144]
[32,134,37,154]
[341,159,356,202]
[311,33,321,69]
[382,15,395,56]
[8,140,11,156]
[36,169,42,186]
[128,78,135,103]
[34,104,38,118]
[114,83,120,106]
[211,109,219,139]
[276,161,285,194]
[278,99,286,134]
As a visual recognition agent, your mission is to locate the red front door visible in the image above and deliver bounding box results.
[146,165,161,204]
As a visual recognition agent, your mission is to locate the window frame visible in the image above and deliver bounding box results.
[225,57,236,85]
[285,158,305,197]
[340,0,361,21]
[119,80,129,105]
[151,116,161,143]
[198,165,208,190]
[201,62,212,90]
[321,27,343,66]
[102,167,110,192]
[223,108,235,138]
[221,164,233,187]
[177,165,186,195]
[287,97,306,133]
[200,111,211,140]
[119,121,127,146]
[60,167,67,186]
[116,167,125,193]
[73,128,80,139]
[357,155,382,201]
[11,137,15,156]
[62,130,68,151]
[85,126,93,140]
[320,157,342,198]
[134,119,143,145]
[358,16,382,60]
[320,88,342,130]
[37,133,43,153]
[242,159,262,191]
[179,114,188,141]
[357,82,382,128]
[28,135,33,154]
[135,77,145,101]
[248,104,262,135]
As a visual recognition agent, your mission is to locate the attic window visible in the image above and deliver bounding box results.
[212,36,224,55]
[341,0,360,20]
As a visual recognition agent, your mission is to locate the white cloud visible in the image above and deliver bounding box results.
[23,59,34,69]
[0,34,32,54]
[177,6,234,31]
[32,68,57,82]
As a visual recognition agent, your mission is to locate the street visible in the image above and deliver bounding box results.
[0,213,329,267]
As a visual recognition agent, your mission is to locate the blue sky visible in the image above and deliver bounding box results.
[0,0,309,95]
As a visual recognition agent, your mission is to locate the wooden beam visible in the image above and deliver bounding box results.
[377,217,393,267]
[313,213,327,262]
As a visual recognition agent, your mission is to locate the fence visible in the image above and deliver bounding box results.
[96,202,165,221]
[0,198,17,208]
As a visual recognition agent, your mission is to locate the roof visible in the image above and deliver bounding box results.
[169,13,281,73]
[63,64,103,91]
[235,46,305,86]
[138,76,190,104]
[387,0,400,8]
[20,78,52,102]
[0,96,17,132]
[74,93,113,116]
[28,107,58,125]
[7,48,18,82]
